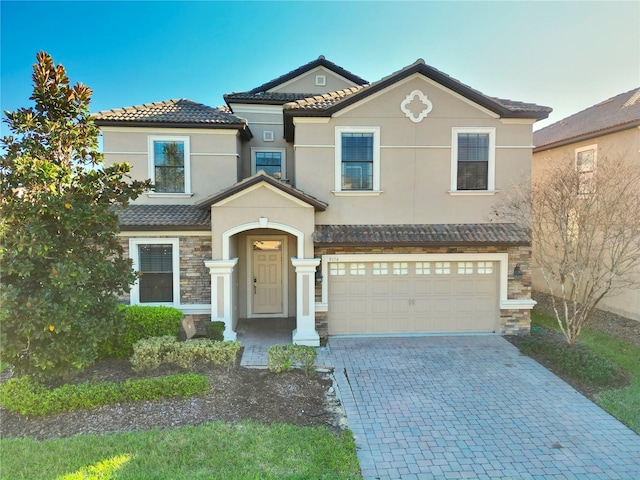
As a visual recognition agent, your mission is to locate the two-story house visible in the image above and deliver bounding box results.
[94,56,551,346]
[533,88,640,322]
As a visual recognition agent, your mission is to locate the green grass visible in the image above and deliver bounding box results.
[530,310,640,433]
[0,421,361,480]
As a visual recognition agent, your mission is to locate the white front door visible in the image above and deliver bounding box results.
[251,239,284,315]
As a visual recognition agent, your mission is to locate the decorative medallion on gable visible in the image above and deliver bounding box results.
[400,89,433,123]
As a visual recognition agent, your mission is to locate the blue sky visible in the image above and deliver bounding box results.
[1,1,639,138]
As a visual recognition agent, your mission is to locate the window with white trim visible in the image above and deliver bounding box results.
[372,263,388,275]
[458,262,473,275]
[130,238,180,305]
[330,263,346,276]
[451,127,495,191]
[335,126,380,192]
[576,145,597,195]
[415,262,431,275]
[435,262,451,275]
[252,148,286,179]
[148,136,190,193]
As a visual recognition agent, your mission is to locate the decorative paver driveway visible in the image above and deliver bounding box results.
[319,336,640,480]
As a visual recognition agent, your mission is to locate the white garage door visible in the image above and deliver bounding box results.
[328,260,498,335]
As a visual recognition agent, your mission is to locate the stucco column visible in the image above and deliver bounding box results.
[204,259,238,341]
[291,258,321,346]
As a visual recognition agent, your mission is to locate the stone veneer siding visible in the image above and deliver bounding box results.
[117,235,212,310]
[313,244,532,339]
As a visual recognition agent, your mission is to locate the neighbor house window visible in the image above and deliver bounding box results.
[129,238,180,305]
[252,148,285,178]
[451,127,495,192]
[576,145,597,195]
[335,126,380,193]
[148,136,190,194]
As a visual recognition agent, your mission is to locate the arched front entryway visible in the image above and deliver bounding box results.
[205,219,320,346]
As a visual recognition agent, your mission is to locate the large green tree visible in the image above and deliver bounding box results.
[0,52,152,379]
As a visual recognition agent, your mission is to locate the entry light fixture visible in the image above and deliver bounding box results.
[315,270,323,285]
[513,264,523,281]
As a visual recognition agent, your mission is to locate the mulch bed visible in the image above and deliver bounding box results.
[0,360,345,440]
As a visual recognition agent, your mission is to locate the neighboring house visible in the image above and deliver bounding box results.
[533,88,640,321]
[94,56,551,345]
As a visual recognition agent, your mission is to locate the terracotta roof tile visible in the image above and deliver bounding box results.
[118,205,210,231]
[313,224,529,246]
[534,87,640,150]
[93,99,248,125]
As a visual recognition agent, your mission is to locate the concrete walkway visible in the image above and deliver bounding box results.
[320,336,640,480]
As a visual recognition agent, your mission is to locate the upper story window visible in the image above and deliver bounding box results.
[148,136,191,194]
[335,126,381,194]
[252,148,285,179]
[451,127,495,193]
[575,145,597,195]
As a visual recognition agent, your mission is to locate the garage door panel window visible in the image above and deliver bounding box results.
[330,263,346,276]
[350,263,366,275]
[458,262,474,275]
[477,262,493,274]
[393,262,409,275]
[435,262,451,275]
[373,263,388,275]
[415,262,431,275]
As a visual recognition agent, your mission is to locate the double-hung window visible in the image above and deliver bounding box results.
[130,238,180,305]
[451,127,495,192]
[335,126,380,194]
[148,136,190,194]
[575,145,596,195]
[252,148,285,179]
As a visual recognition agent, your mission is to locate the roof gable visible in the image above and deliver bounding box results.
[195,171,328,211]
[223,56,368,106]
[283,59,551,140]
[246,56,368,94]
[534,87,640,151]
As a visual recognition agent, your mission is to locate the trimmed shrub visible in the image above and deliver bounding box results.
[0,373,209,416]
[131,337,240,372]
[205,321,225,341]
[268,344,317,375]
[101,305,184,358]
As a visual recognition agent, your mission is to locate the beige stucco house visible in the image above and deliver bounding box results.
[95,56,551,345]
[533,88,640,321]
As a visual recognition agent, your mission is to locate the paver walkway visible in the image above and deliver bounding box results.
[319,336,640,480]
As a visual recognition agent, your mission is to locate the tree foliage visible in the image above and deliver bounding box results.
[0,51,152,379]
[493,155,640,345]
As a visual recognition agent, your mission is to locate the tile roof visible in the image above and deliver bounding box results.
[244,55,368,94]
[93,99,250,132]
[284,59,551,118]
[223,91,323,104]
[313,224,529,246]
[196,171,328,211]
[117,205,210,231]
[534,87,640,151]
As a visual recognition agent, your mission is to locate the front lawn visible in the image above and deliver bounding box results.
[515,310,640,434]
[0,421,361,480]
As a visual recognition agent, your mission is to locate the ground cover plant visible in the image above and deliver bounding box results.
[0,373,208,416]
[1,421,361,480]
[508,309,639,433]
